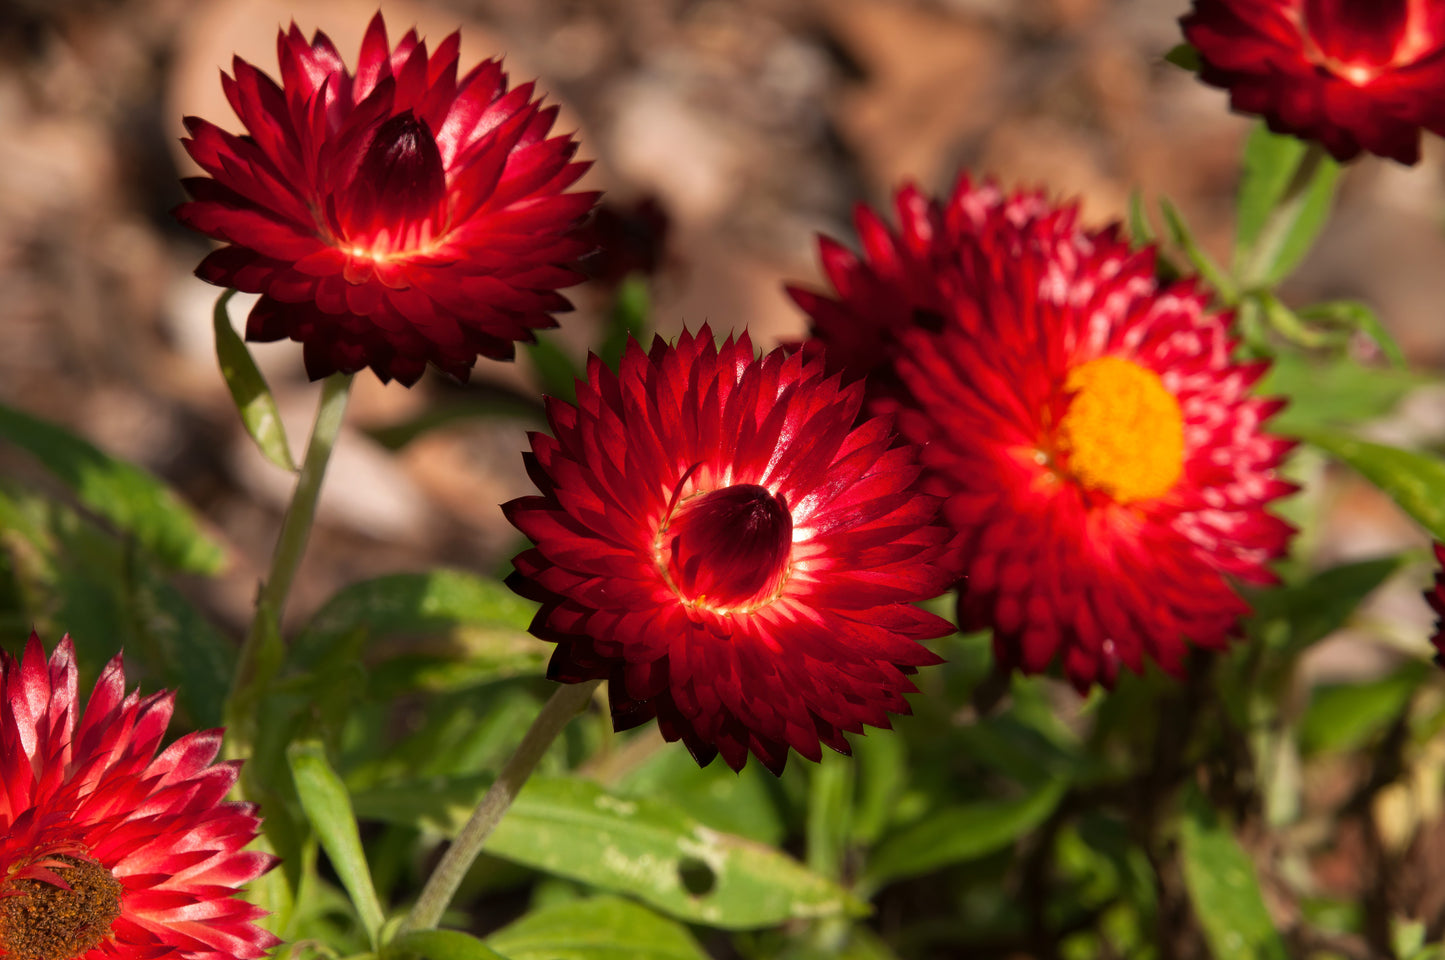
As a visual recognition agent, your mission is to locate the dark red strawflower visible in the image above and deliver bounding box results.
[1181,0,1445,164]
[576,195,671,286]
[503,327,955,773]
[0,633,278,960]
[794,185,1296,691]
[1428,542,1445,665]
[787,174,1142,399]
[175,13,598,385]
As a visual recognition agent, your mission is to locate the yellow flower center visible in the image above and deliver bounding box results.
[0,856,122,960]
[1056,356,1184,504]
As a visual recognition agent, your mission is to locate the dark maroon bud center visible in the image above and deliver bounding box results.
[665,484,793,609]
[1304,0,1410,69]
[350,111,447,237]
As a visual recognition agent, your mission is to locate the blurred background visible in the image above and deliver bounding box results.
[2,0,1444,683]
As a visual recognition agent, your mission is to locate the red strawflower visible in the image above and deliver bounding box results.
[0,634,278,960]
[503,327,955,773]
[1181,0,1445,164]
[175,13,597,385]
[795,186,1296,690]
[1428,542,1445,665]
[787,174,1143,398]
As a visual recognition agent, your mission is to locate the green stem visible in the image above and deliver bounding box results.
[1240,141,1328,291]
[401,679,602,932]
[225,371,353,736]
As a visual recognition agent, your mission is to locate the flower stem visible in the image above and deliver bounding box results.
[225,372,353,739]
[1240,141,1329,291]
[401,679,602,933]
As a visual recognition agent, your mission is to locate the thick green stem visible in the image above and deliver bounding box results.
[401,679,602,932]
[1240,141,1328,291]
[225,372,353,736]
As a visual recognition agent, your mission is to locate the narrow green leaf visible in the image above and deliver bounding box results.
[288,740,386,947]
[389,929,511,960]
[1164,43,1201,72]
[1257,355,1424,434]
[1296,299,1408,367]
[487,896,707,960]
[1236,124,1308,260]
[806,752,854,881]
[1160,199,1235,301]
[861,779,1067,891]
[599,276,651,371]
[214,290,298,473]
[1234,126,1339,287]
[1126,189,1156,248]
[526,333,581,404]
[1247,555,1406,658]
[353,775,861,929]
[1298,431,1445,541]
[292,569,538,671]
[1179,788,1289,960]
[0,403,224,574]
[1299,662,1430,755]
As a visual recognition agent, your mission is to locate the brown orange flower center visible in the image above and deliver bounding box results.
[0,857,122,960]
[657,483,793,612]
[1056,356,1184,504]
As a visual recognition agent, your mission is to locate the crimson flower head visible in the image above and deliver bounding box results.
[503,327,955,774]
[787,174,1138,398]
[0,633,277,960]
[795,184,1296,691]
[175,13,597,385]
[1180,0,1445,164]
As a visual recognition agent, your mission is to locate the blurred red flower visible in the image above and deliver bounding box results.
[176,13,597,385]
[0,634,277,960]
[1181,0,1445,164]
[794,184,1296,691]
[504,327,955,773]
[1428,542,1445,664]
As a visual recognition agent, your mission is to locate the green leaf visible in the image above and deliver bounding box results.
[292,570,538,671]
[1247,555,1406,659]
[861,779,1067,892]
[1299,431,1445,540]
[0,403,224,574]
[616,744,786,846]
[1297,300,1408,368]
[526,333,581,405]
[1299,661,1430,755]
[1257,354,1424,435]
[214,290,297,472]
[599,276,651,371]
[1178,788,1289,960]
[1163,43,1200,72]
[288,740,386,947]
[1160,199,1235,301]
[389,930,511,960]
[487,896,707,960]
[1126,189,1156,248]
[354,775,861,929]
[1234,127,1339,287]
